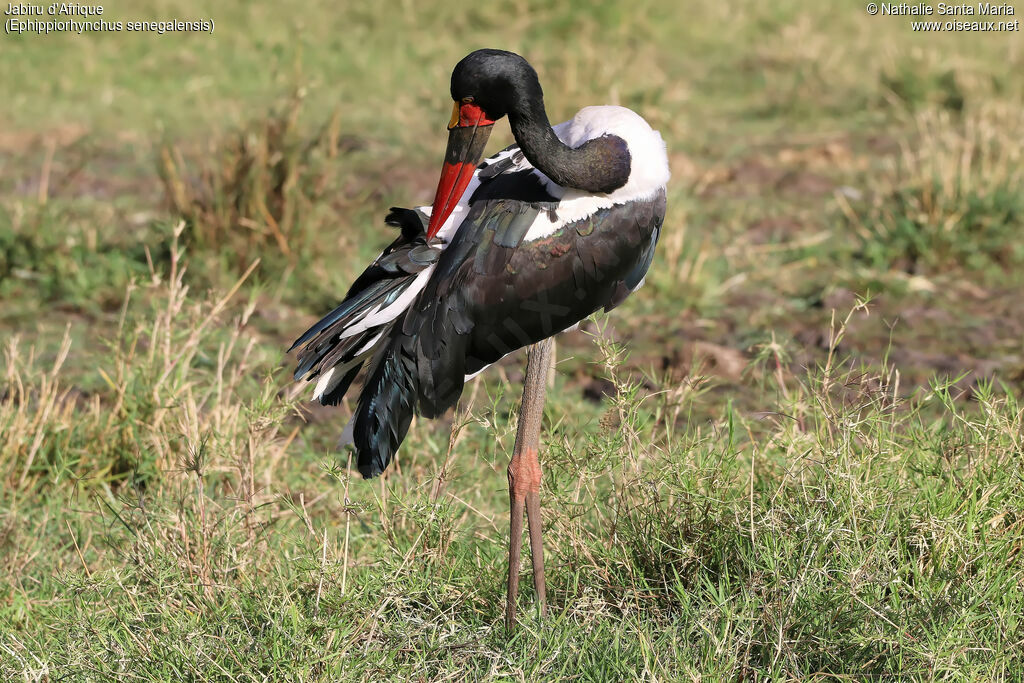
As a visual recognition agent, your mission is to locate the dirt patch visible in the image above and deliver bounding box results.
[1,133,160,204]
[775,169,833,197]
[0,124,90,153]
[698,157,837,200]
[746,216,806,244]
[695,138,867,200]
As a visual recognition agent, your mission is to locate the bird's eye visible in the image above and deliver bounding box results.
[460,96,474,104]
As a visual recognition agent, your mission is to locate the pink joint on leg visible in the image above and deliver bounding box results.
[508,447,542,500]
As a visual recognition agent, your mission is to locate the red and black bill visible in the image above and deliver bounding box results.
[425,101,495,239]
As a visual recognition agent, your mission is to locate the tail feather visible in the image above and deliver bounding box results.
[317,361,363,407]
[289,205,443,477]
[353,335,419,478]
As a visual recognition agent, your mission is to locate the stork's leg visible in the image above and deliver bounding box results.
[506,337,555,630]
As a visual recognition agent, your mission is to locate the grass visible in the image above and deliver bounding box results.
[2,0,1024,679]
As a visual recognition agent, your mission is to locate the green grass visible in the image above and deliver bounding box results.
[3,0,1024,679]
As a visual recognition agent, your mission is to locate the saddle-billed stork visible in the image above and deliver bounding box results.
[291,49,669,628]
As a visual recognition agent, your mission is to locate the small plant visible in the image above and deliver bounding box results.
[158,91,357,271]
[842,105,1024,273]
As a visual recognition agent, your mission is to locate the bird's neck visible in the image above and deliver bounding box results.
[509,103,631,195]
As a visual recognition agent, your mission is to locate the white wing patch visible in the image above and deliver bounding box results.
[312,354,365,401]
[339,264,436,340]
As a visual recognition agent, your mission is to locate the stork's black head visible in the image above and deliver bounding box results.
[425,50,548,239]
[449,49,543,123]
[425,49,543,239]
